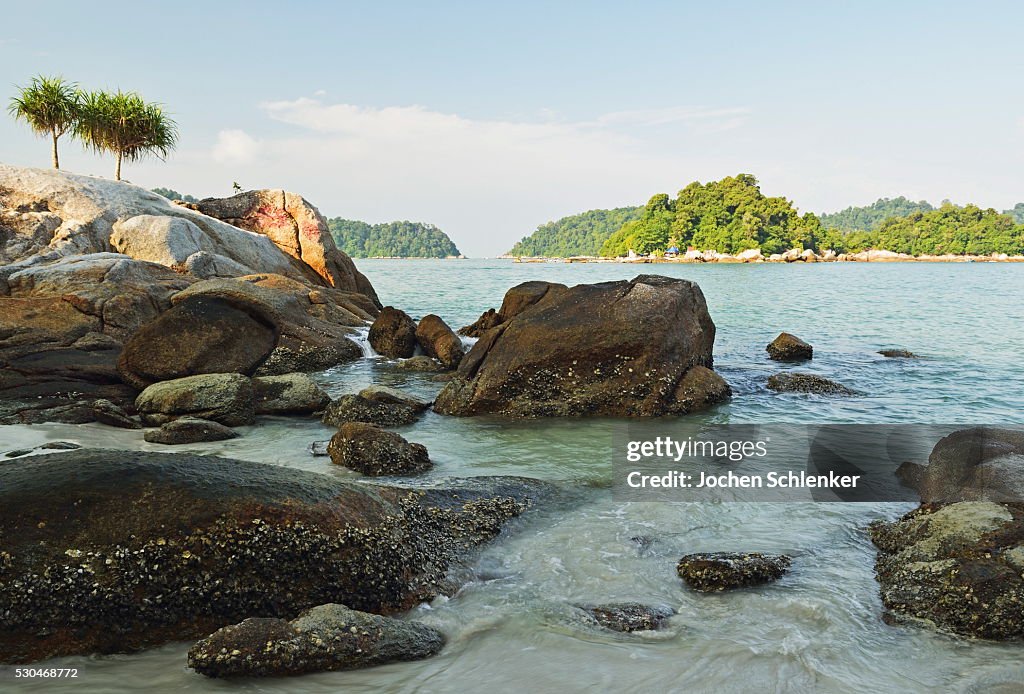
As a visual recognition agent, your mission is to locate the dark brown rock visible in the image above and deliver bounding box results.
[672,365,731,413]
[118,295,277,390]
[677,552,792,592]
[766,332,813,361]
[0,449,546,663]
[143,417,239,444]
[879,348,919,358]
[906,427,1024,504]
[91,399,141,429]
[187,603,445,678]
[327,422,432,476]
[416,315,464,370]
[395,355,445,372]
[321,394,422,427]
[458,308,504,337]
[434,275,721,417]
[577,602,675,633]
[368,306,418,358]
[767,373,856,395]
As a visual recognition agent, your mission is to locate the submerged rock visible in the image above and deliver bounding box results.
[187,603,445,678]
[767,373,856,395]
[321,393,422,427]
[434,275,722,417]
[144,417,239,444]
[870,501,1024,639]
[135,373,255,426]
[328,422,432,476]
[0,449,547,662]
[368,306,418,359]
[358,385,432,411]
[416,315,464,370]
[878,348,918,359]
[766,332,813,361]
[677,552,792,592]
[117,295,278,389]
[396,355,445,372]
[576,602,675,633]
[252,373,330,414]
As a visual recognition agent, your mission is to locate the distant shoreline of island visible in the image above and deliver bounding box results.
[500,248,1024,264]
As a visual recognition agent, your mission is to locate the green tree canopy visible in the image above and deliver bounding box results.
[819,197,935,232]
[507,206,642,256]
[151,187,198,203]
[7,75,80,169]
[75,90,178,180]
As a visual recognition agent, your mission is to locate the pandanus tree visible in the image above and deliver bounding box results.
[75,90,178,181]
[7,75,81,169]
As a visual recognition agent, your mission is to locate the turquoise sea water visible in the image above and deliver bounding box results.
[4,259,1024,693]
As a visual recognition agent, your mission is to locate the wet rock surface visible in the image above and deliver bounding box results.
[135,373,256,427]
[396,355,445,372]
[187,603,445,678]
[322,393,423,427]
[416,314,464,370]
[0,449,549,662]
[368,306,418,359]
[677,552,792,592]
[252,373,330,414]
[458,308,504,337]
[766,332,813,361]
[143,417,240,445]
[870,501,1024,639]
[671,365,732,413]
[576,602,675,633]
[328,422,432,476]
[434,275,722,417]
[359,385,432,411]
[767,372,856,395]
[91,398,141,429]
[879,348,919,358]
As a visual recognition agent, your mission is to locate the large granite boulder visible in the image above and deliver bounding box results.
[0,449,547,662]
[252,373,330,414]
[188,189,379,305]
[321,394,423,427]
[416,315,464,370]
[135,373,256,426]
[870,501,1024,639]
[168,275,376,374]
[188,603,445,678]
[434,275,722,417]
[368,306,418,358]
[117,295,278,389]
[328,422,432,476]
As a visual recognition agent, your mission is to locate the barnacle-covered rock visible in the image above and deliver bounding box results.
[0,449,549,663]
[677,552,792,592]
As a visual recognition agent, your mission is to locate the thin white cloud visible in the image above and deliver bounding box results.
[211,129,262,164]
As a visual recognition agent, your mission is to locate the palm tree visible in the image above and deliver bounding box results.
[7,75,81,169]
[75,90,178,181]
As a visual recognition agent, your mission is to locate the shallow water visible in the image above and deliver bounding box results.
[2,259,1024,693]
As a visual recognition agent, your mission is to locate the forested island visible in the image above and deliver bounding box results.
[326,219,462,258]
[508,175,1024,258]
[507,207,642,257]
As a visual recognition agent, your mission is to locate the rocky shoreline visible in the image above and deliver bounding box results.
[508,249,1024,263]
[2,164,1022,677]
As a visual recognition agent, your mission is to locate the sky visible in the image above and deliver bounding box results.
[2,0,1022,257]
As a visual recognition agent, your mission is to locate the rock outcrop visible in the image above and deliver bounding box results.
[766,332,813,361]
[416,315,464,370]
[187,189,379,305]
[368,306,418,359]
[187,603,445,678]
[135,373,256,426]
[870,501,1024,639]
[434,275,722,417]
[327,422,432,476]
[677,552,792,592]
[576,603,675,633]
[0,449,547,662]
[0,166,381,423]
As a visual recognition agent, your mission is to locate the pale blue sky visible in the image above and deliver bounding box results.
[2,1,1022,256]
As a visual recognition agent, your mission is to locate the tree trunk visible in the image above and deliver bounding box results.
[115,152,122,181]
[51,129,59,170]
